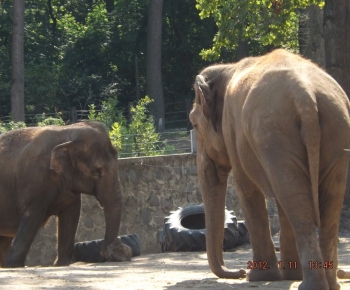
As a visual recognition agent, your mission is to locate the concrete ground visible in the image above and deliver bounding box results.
[0,233,349,290]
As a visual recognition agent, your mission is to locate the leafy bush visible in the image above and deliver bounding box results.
[88,97,121,130]
[0,121,26,133]
[109,122,124,151]
[37,116,65,127]
[90,96,173,157]
[125,96,163,157]
[0,97,175,158]
[0,114,63,135]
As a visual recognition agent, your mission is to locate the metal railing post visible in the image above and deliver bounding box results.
[190,129,197,153]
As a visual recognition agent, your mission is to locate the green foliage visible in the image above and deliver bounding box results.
[109,122,124,151]
[0,121,26,134]
[89,96,171,157]
[3,0,326,125]
[161,0,215,103]
[0,1,13,115]
[23,0,61,113]
[0,0,216,119]
[88,97,121,129]
[196,0,325,60]
[37,115,65,127]
[126,96,162,157]
[56,2,117,109]
[0,97,176,157]
[0,115,63,134]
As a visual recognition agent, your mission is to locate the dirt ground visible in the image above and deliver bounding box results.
[1,232,349,290]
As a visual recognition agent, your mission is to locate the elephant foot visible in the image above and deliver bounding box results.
[329,282,341,290]
[3,260,25,268]
[104,238,132,262]
[53,257,71,267]
[298,277,329,290]
[326,273,342,290]
[247,267,282,281]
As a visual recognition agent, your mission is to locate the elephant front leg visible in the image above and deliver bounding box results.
[0,237,12,267]
[4,201,48,267]
[236,179,282,282]
[54,197,81,266]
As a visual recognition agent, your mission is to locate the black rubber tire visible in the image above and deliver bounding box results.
[161,204,239,252]
[236,220,250,246]
[72,234,140,263]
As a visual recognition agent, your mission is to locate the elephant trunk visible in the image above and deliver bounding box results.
[96,161,124,258]
[198,153,246,279]
[101,193,122,254]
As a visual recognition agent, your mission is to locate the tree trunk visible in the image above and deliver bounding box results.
[324,0,350,204]
[299,5,326,68]
[146,0,165,132]
[47,0,57,35]
[237,40,249,60]
[11,0,25,122]
[135,56,140,101]
[105,0,114,14]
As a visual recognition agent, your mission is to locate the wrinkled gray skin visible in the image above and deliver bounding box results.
[190,49,350,290]
[0,121,130,267]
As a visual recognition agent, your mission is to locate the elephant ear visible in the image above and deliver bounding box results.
[195,74,217,132]
[50,141,74,175]
[109,144,118,159]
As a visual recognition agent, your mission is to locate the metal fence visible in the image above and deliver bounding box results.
[164,100,192,130]
[118,130,193,158]
[0,100,192,129]
[73,100,193,131]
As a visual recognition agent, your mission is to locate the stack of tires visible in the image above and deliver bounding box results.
[159,204,249,252]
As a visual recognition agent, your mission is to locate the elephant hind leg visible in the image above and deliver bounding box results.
[0,237,13,267]
[276,202,302,280]
[318,159,347,290]
[265,167,328,290]
[250,145,328,288]
[234,174,281,281]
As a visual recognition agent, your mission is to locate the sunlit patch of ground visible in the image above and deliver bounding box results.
[1,233,349,290]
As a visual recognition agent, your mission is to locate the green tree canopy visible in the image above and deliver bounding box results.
[196,0,324,60]
[1,0,216,123]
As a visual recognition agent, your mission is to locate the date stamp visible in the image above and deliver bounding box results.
[278,261,298,270]
[246,260,334,270]
[247,261,269,270]
[247,261,270,270]
[309,261,333,269]
[246,261,298,270]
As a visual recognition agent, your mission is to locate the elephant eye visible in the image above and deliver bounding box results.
[91,168,102,178]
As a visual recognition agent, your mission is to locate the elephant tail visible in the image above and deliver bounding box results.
[294,88,321,228]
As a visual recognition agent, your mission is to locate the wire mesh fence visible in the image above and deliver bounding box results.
[164,101,192,130]
[118,130,192,158]
[0,115,194,158]
[0,101,195,157]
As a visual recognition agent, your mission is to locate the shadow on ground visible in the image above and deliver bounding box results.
[166,278,297,290]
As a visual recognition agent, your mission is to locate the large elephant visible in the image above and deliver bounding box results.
[189,49,350,290]
[0,121,130,268]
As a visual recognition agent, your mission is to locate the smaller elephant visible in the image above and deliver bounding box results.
[0,121,130,267]
[190,49,350,290]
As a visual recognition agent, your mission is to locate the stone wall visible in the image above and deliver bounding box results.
[26,153,279,266]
